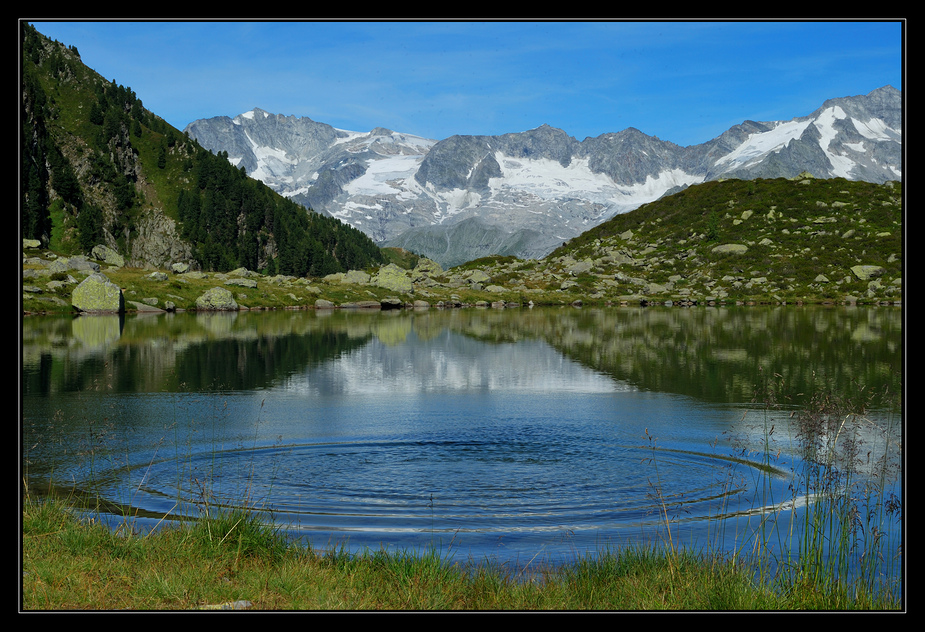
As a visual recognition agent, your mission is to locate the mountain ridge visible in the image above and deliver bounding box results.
[186,86,901,267]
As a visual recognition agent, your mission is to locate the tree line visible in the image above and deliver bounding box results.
[21,22,384,276]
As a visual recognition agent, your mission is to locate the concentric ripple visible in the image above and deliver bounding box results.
[120,434,775,552]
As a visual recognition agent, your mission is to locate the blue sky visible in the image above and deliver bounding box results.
[28,20,903,147]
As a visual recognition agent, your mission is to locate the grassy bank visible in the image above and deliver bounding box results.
[21,491,900,611]
[21,327,902,611]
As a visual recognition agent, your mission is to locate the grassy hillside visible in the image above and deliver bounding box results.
[543,174,903,304]
[21,23,384,275]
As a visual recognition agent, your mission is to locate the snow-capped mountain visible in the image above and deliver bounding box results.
[184,86,901,267]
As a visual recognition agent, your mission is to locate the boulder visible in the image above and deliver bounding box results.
[566,259,593,276]
[850,265,886,281]
[375,264,413,294]
[225,278,258,288]
[195,287,239,311]
[343,269,372,285]
[91,244,125,267]
[412,257,444,278]
[465,269,491,285]
[72,273,125,313]
[711,244,749,255]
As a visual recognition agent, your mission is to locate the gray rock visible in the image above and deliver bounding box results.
[195,287,239,311]
[91,244,125,267]
[72,273,125,313]
[343,269,371,285]
[413,257,444,278]
[228,267,258,277]
[711,244,749,255]
[66,256,101,273]
[465,269,491,285]
[225,278,258,288]
[850,265,886,281]
[566,260,594,276]
[375,264,413,294]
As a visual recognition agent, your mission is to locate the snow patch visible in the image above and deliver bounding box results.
[487,152,701,215]
[852,117,898,141]
[342,154,425,197]
[244,129,299,182]
[716,119,812,170]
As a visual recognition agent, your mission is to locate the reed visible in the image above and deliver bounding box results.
[769,381,903,606]
[722,373,900,606]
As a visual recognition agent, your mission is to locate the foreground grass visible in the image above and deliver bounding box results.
[21,496,900,611]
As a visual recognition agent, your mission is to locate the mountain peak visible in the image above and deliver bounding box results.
[185,87,901,267]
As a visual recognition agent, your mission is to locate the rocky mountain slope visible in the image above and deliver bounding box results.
[186,86,902,267]
[21,23,383,275]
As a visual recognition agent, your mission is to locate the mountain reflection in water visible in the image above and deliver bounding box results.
[22,306,902,570]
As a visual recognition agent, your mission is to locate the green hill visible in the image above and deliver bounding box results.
[426,174,902,306]
[21,23,384,276]
[546,174,902,303]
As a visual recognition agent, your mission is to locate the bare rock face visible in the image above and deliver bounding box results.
[72,273,125,313]
[129,209,194,269]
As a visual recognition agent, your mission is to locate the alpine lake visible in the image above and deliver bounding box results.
[22,304,903,584]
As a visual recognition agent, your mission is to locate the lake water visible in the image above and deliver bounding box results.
[21,305,902,577]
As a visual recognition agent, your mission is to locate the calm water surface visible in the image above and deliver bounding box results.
[22,306,902,572]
